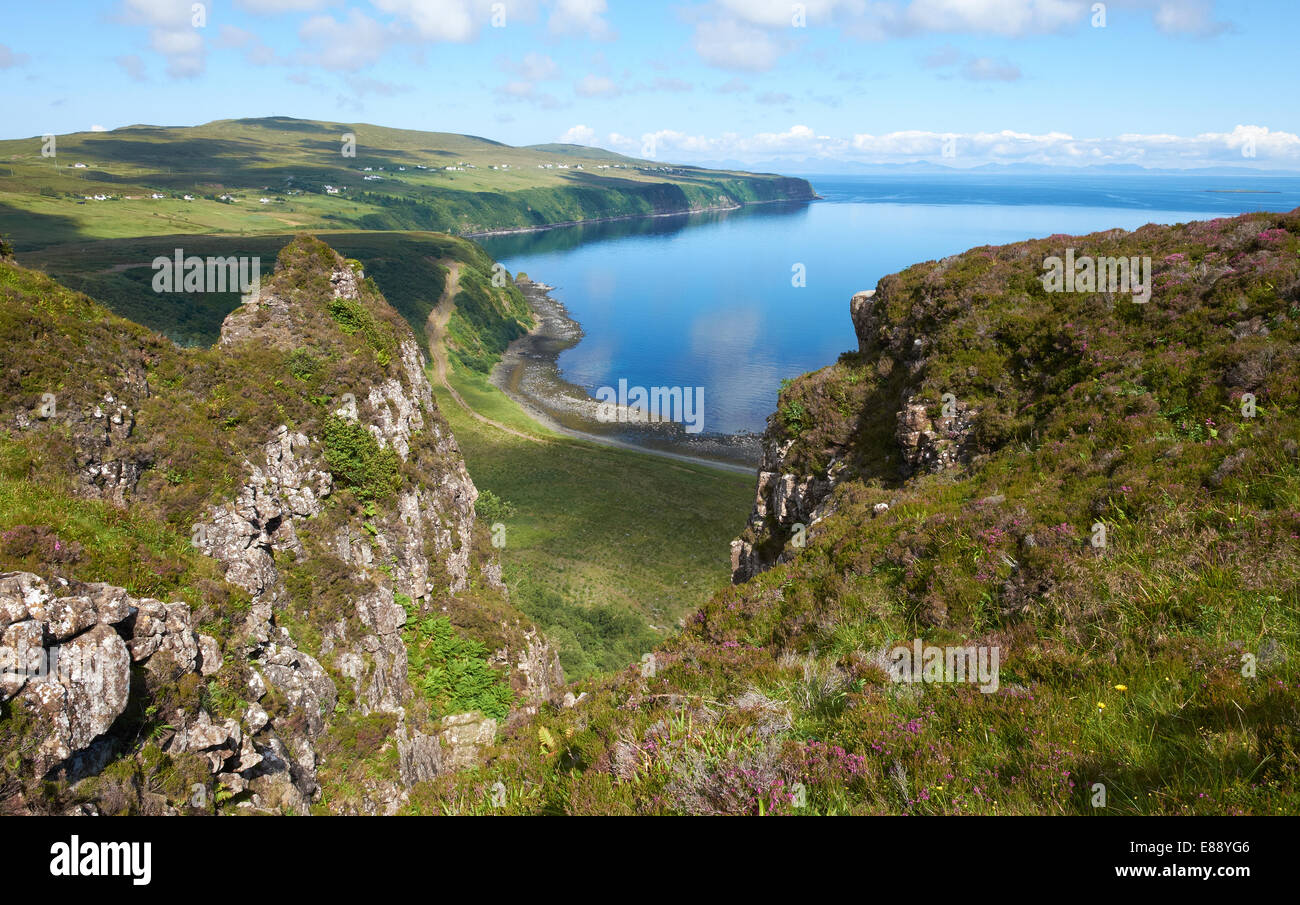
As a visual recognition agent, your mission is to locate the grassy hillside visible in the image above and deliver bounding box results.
[433,363,753,682]
[0,117,815,249]
[408,208,1300,815]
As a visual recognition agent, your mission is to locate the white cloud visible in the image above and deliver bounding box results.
[574,74,620,97]
[120,0,193,28]
[962,55,1021,80]
[90,124,107,132]
[496,80,565,109]
[149,26,205,77]
[298,9,392,70]
[711,0,1087,37]
[716,0,858,27]
[589,123,1300,169]
[559,124,598,145]
[216,25,280,65]
[116,54,148,81]
[549,0,616,39]
[694,1,1233,68]
[371,0,477,42]
[603,124,825,159]
[847,124,1300,166]
[1149,0,1231,35]
[118,0,208,77]
[900,0,1084,37]
[236,0,339,12]
[693,19,782,71]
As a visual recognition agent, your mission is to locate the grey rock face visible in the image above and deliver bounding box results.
[438,711,498,770]
[0,573,186,778]
[895,395,975,476]
[730,434,844,583]
[732,285,976,583]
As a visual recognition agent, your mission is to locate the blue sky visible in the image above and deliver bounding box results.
[2,0,1297,168]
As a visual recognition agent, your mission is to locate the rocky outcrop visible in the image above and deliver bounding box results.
[0,571,230,784]
[895,395,975,476]
[732,282,978,583]
[496,626,567,722]
[438,711,498,769]
[193,427,331,642]
[730,436,845,583]
[10,388,149,506]
[0,238,565,815]
[0,569,323,815]
[190,254,561,811]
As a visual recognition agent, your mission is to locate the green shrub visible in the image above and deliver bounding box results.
[321,415,400,502]
[474,489,516,523]
[399,598,514,720]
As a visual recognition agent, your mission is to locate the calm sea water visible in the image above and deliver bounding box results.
[480,174,1300,435]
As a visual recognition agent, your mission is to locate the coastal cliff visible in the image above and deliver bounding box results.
[0,236,561,814]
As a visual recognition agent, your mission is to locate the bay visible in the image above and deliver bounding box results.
[479,174,1300,436]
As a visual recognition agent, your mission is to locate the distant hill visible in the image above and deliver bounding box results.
[684,156,1300,177]
[0,117,815,250]
[523,142,639,162]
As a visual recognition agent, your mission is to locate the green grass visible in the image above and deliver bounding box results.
[401,597,516,721]
[0,116,813,250]
[433,358,753,681]
[442,365,559,435]
[0,437,246,623]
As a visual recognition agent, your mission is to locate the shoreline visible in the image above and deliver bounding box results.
[489,278,762,472]
[462,195,817,239]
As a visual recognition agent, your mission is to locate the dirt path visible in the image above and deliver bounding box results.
[425,262,545,443]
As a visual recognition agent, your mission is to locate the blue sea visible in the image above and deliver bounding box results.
[479,174,1300,435]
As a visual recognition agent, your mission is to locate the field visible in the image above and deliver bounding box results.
[435,353,753,682]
